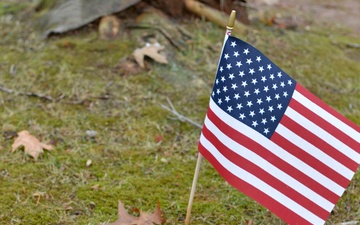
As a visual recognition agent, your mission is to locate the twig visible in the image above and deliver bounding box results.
[161,97,202,129]
[0,85,56,102]
[346,43,360,48]
[331,39,360,49]
[335,221,359,225]
[126,24,187,51]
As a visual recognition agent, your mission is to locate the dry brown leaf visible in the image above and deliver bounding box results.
[11,130,53,160]
[133,43,168,68]
[246,219,254,225]
[104,200,165,225]
[114,56,142,76]
[91,184,100,190]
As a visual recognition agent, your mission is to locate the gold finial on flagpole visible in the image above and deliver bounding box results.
[226,10,236,30]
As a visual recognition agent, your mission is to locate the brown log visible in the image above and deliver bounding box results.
[184,0,247,33]
[198,0,250,25]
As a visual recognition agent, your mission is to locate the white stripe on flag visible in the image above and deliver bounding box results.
[199,133,325,225]
[204,115,334,211]
[276,119,353,181]
[292,90,360,145]
[286,105,360,166]
[209,98,344,195]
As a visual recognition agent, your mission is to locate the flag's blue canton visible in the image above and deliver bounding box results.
[212,36,297,138]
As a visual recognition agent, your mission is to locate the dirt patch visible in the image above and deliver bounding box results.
[252,0,360,34]
[285,0,360,33]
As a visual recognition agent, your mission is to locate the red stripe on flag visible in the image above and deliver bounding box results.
[280,115,358,172]
[271,132,346,198]
[201,123,330,219]
[296,84,360,133]
[289,98,360,155]
[198,142,314,225]
[207,107,339,204]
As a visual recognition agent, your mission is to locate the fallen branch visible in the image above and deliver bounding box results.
[126,24,188,51]
[0,85,56,102]
[335,221,359,225]
[346,43,360,48]
[184,0,247,33]
[161,97,202,129]
[331,39,360,49]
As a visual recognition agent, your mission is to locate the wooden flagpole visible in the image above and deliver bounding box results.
[184,152,203,225]
[184,10,236,225]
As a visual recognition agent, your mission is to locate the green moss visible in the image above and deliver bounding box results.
[0,2,28,16]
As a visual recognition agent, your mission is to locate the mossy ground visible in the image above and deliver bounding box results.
[1,2,360,225]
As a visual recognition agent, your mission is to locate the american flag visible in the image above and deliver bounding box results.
[198,35,360,224]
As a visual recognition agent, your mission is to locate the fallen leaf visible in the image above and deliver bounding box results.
[11,130,53,160]
[246,219,254,225]
[91,184,100,190]
[133,43,168,68]
[63,202,74,211]
[56,40,77,49]
[154,135,164,143]
[114,56,142,76]
[104,200,165,225]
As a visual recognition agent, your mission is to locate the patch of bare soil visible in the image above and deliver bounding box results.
[285,0,360,34]
[251,0,360,34]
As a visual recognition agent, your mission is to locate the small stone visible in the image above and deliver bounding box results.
[160,157,168,163]
[86,159,92,167]
[86,130,97,137]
